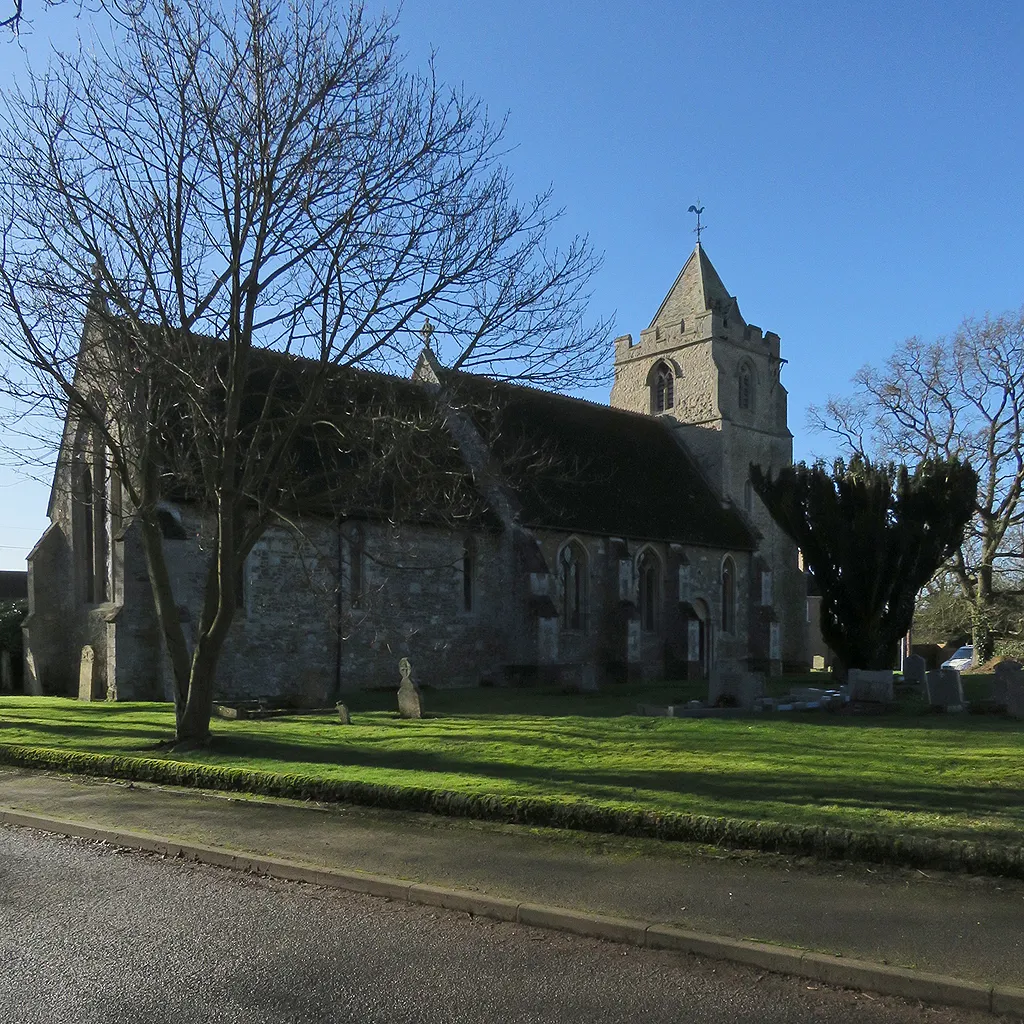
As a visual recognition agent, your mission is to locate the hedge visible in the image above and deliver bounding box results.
[1,740,1022,879]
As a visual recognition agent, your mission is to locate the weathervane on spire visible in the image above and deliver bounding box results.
[687,202,706,244]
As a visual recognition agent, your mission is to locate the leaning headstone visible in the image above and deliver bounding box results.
[0,650,12,693]
[397,657,422,719]
[902,654,926,692]
[78,645,95,702]
[335,702,351,725]
[926,667,964,709]
[847,669,893,703]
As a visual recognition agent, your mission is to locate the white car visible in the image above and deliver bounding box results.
[941,645,975,672]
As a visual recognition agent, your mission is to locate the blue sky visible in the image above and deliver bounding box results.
[1,0,1022,569]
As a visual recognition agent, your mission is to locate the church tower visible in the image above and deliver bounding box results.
[609,243,807,670]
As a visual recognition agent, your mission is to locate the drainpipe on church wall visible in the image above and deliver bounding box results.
[334,517,343,702]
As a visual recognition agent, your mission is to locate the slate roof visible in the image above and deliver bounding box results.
[0,570,28,601]
[64,314,754,550]
[443,372,756,551]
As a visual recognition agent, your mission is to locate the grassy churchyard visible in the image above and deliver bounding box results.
[0,677,1021,853]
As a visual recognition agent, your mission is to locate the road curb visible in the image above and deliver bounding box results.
[2,807,1021,1017]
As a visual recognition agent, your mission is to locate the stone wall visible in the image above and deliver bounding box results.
[533,529,752,683]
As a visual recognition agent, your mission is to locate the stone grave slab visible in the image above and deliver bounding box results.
[847,669,893,703]
[709,671,764,710]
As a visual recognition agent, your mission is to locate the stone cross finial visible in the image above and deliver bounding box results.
[420,318,435,350]
[687,202,706,244]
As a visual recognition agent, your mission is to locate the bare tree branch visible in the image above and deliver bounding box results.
[811,307,1024,659]
[0,0,610,742]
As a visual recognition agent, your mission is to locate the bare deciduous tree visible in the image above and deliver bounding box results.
[810,308,1024,662]
[0,0,609,743]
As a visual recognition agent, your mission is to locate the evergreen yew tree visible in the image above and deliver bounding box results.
[750,456,977,671]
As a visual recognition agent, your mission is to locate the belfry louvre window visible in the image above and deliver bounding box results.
[738,365,752,410]
[654,364,674,412]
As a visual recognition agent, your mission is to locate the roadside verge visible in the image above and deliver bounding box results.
[1,740,1022,879]
[2,807,1022,1018]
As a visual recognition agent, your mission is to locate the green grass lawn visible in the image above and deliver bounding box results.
[0,682,1021,847]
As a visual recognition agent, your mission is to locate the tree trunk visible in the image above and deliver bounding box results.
[177,651,218,745]
[972,564,995,664]
[137,513,192,730]
[172,520,244,744]
[971,601,994,664]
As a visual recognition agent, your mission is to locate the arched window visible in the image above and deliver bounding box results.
[80,466,94,603]
[738,363,753,410]
[462,537,475,612]
[743,479,753,514]
[348,525,364,609]
[721,556,736,633]
[653,363,674,413]
[559,540,588,631]
[637,549,660,632]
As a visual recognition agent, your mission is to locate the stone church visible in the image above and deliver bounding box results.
[24,243,809,701]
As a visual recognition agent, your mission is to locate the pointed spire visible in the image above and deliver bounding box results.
[647,243,743,331]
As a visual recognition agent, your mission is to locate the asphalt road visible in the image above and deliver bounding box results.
[0,825,1003,1024]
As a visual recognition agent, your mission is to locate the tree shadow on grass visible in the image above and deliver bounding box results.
[192,732,1024,824]
[0,719,168,745]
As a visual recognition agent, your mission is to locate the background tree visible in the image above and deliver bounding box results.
[751,456,977,672]
[811,308,1024,662]
[0,0,609,744]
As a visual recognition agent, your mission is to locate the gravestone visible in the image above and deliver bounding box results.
[708,671,764,710]
[397,657,422,719]
[537,617,559,664]
[991,661,1023,707]
[335,702,351,725]
[812,655,826,671]
[78,645,95,702]
[989,674,1008,706]
[847,669,893,703]
[902,654,926,691]
[626,619,641,664]
[0,650,12,693]
[1007,677,1024,720]
[925,667,964,709]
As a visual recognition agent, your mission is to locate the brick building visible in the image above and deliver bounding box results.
[24,243,808,700]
